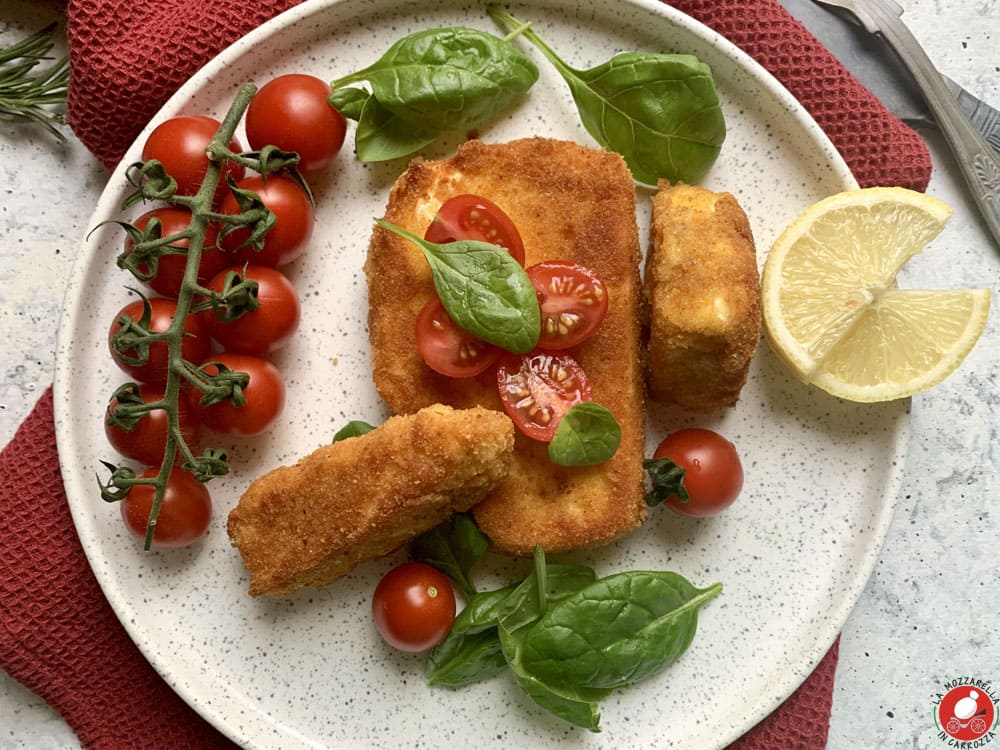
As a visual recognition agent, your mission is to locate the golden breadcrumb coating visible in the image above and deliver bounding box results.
[644,182,761,411]
[227,404,514,596]
[365,138,646,556]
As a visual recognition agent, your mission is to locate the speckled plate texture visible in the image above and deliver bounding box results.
[53,0,907,747]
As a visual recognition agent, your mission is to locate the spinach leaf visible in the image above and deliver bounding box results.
[332,420,375,442]
[355,93,440,162]
[502,649,606,732]
[496,548,607,731]
[331,27,538,133]
[451,584,519,634]
[426,628,508,687]
[410,513,489,597]
[327,87,369,121]
[519,572,722,690]
[548,402,621,466]
[489,6,726,185]
[375,219,540,354]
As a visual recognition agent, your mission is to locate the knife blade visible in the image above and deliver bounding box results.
[779,0,1000,152]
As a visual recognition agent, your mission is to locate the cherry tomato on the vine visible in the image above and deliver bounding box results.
[202,265,300,354]
[108,297,211,384]
[414,296,500,378]
[424,194,525,266]
[190,352,285,436]
[141,115,245,199]
[527,261,609,350]
[245,74,347,174]
[218,174,314,267]
[120,466,212,548]
[496,351,592,442]
[127,206,225,298]
[105,384,200,466]
[649,428,743,517]
[372,562,456,652]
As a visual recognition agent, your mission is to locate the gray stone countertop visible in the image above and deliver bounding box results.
[1,1,997,748]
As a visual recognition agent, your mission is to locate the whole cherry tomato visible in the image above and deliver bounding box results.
[527,261,609,350]
[647,429,744,517]
[496,351,592,442]
[245,74,347,174]
[108,297,211,384]
[190,352,286,436]
[424,194,525,266]
[105,384,200,466]
[414,296,499,378]
[218,174,314,267]
[120,467,212,548]
[372,562,456,652]
[141,115,245,199]
[202,265,300,354]
[127,206,225,298]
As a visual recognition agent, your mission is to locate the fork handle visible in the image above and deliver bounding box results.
[868,2,1000,249]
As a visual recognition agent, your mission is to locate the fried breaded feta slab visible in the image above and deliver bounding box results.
[644,182,761,411]
[365,138,646,556]
[227,404,514,597]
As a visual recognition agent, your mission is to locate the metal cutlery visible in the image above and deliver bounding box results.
[812,0,1000,249]
[783,0,1000,151]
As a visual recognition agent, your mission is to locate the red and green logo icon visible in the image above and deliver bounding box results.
[936,684,997,742]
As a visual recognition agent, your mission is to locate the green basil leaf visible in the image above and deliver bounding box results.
[489,7,726,185]
[332,27,538,132]
[355,93,440,162]
[332,420,375,442]
[643,456,689,507]
[519,572,722,690]
[426,628,507,687]
[327,86,369,121]
[548,402,621,466]
[410,513,489,597]
[375,219,540,353]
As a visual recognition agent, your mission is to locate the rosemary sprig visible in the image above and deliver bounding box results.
[0,22,69,140]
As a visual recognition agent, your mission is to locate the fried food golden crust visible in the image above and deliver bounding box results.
[644,182,761,411]
[365,138,646,556]
[227,405,514,596]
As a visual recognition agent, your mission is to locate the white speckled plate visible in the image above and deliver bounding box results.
[54,0,908,747]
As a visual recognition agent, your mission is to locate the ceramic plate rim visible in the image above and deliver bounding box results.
[53,0,903,748]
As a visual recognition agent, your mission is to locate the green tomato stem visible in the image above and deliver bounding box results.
[138,83,258,550]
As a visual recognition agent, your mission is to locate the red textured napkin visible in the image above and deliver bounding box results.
[1,1,931,748]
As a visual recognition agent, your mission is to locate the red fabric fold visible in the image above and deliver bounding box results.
[0,388,238,748]
[2,0,931,747]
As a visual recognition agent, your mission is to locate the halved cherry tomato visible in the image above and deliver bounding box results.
[105,384,200,465]
[108,298,211,384]
[415,296,500,378]
[141,115,245,199]
[245,74,347,174]
[372,562,456,652]
[649,429,744,517]
[424,194,525,266]
[218,174,314,267]
[190,353,285,436]
[202,265,300,354]
[496,351,592,442]
[527,261,609,349]
[120,467,212,548]
[127,206,225,298]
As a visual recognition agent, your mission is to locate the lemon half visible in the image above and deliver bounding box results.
[762,187,991,402]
